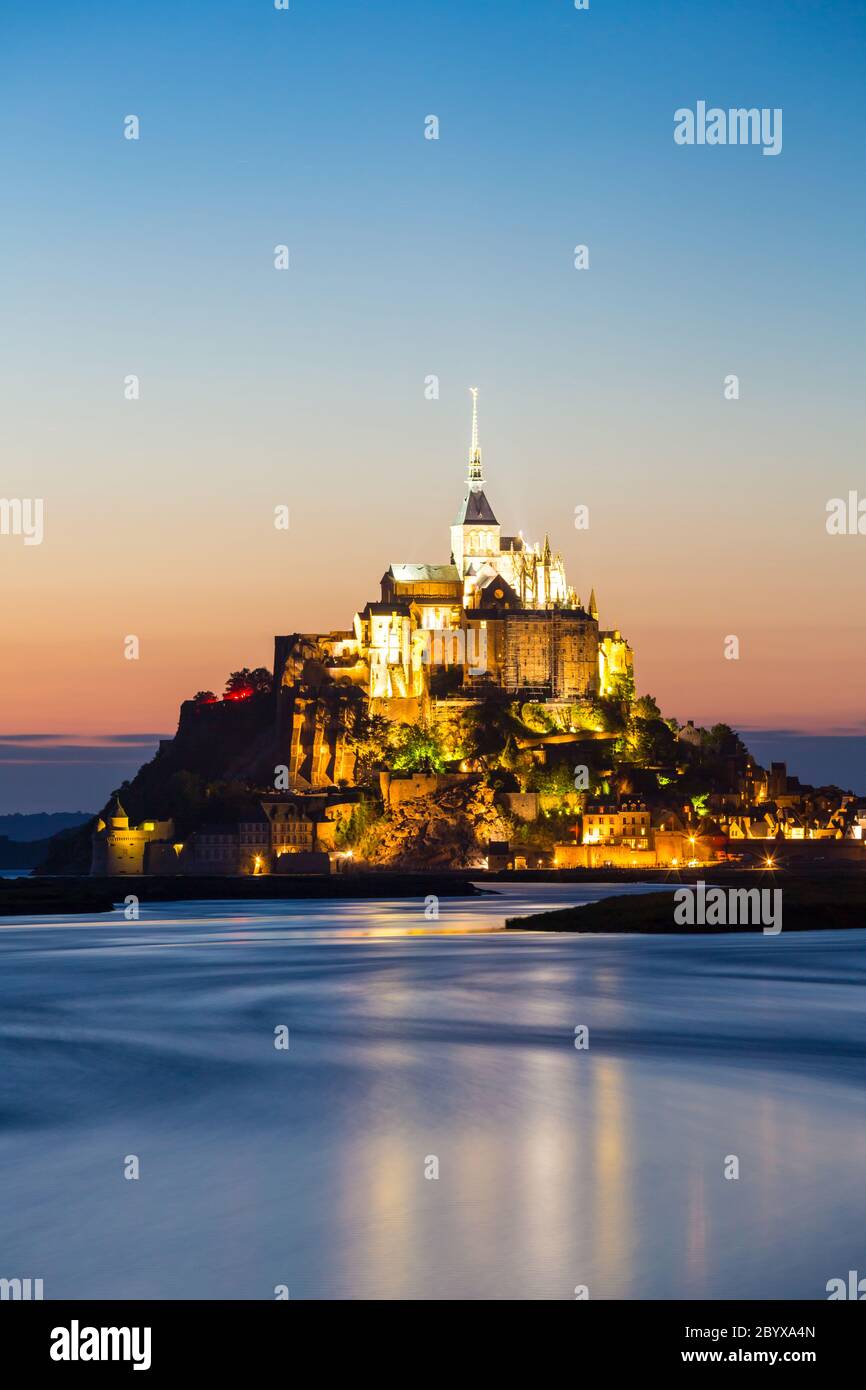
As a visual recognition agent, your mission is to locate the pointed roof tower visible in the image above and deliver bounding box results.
[102,794,129,830]
[454,387,498,525]
[588,588,599,621]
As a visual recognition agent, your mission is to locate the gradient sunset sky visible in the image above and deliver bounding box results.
[1,1,864,811]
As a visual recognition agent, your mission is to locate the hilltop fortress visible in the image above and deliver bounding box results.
[274,391,633,787]
[88,392,640,874]
[85,392,866,878]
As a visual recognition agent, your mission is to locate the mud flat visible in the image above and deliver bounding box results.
[1,872,488,915]
[506,876,866,933]
[0,880,116,916]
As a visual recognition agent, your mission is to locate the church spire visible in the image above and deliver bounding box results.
[588,587,598,621]
[451,384,498,544]
[468,386,483,491]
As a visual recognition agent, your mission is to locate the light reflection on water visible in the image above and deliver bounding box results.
[0,882,864,1300]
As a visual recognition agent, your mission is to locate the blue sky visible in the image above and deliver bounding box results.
[4,0,863,431]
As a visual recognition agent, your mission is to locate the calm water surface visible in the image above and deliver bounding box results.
[1,882,864,1300]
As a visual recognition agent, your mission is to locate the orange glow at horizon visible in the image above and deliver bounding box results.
[3,400,865,738]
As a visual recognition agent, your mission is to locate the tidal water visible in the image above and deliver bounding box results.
[1,882,864,1301]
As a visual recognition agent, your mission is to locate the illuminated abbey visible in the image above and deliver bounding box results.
[274,391,633,770]
[88,394,861,876]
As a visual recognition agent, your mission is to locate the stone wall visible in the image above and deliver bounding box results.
[497,792,538,822]
[382,771,480,808]
[554,843,658,868]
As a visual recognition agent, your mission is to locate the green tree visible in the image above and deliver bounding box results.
[500,735,534,791]
[334,798,379,849]
[701,723,743,758]
[608,670,635,705]
[593,696,629,735]
[527,762,575,796]
[393,720,448,773]
[632,694,661,721]
[521,703,556,733]
[629,718,677,766]
[346,711,400,782]
[461,694,521,767]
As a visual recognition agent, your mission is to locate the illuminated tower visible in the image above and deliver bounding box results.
[451,387,500,578]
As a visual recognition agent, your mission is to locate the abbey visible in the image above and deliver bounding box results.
[274,390,633,761]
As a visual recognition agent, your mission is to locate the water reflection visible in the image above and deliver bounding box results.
[0,884,865,1298]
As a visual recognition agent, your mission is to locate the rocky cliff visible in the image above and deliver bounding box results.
[357,782,510,869]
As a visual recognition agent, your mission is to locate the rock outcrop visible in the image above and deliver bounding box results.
[358,782,510,869]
